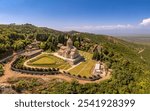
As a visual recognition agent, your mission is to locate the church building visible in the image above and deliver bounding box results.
[57,38,83,65]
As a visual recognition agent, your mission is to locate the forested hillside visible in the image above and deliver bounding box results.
[0,24,150,94]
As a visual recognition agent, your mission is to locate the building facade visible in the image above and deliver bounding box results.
[57,38,83,65]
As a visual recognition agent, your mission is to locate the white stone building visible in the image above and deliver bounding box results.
[57,38,83,65]
[93,63,101,75]
[93,62,106,77]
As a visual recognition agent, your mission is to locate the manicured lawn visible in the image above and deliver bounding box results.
[31,56,55,65]
[27,51,97,77]
[27,54,71,70]
[69,60,96,77]
[69,51,96,77]
[79,50,93,60]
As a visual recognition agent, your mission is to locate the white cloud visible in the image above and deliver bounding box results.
[62,18,150,35]
[140,18,150,26]
[64,24,134,31]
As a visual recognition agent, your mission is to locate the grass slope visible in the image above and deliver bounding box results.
[27,54,71,70]
[69,51,96,77]
[32,56,56,65]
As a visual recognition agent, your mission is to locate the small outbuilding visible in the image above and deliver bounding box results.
[93,63,101,75]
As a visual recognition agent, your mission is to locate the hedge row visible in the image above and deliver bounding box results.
[0,71,4,76]
[63,71,101,81]
[11,67,59,75]
[11,56,60,75]
[11,56,101,81]
[0,64,4,76]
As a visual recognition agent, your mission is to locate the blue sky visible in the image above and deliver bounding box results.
[0,0,150,35]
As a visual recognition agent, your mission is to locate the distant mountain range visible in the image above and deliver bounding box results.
[116,35,150,45]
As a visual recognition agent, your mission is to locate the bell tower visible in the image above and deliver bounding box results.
[67,38,73,49]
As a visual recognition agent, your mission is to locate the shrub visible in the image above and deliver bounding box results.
[51,72,55,75]
[92,75,97,78]
[45,69,49,72]
[89,77,93,80]
[0,71,3,76]
[40,68,45,72]
[12,80,27,93]
[18,65,23,69]
[56,68,59,71]
[52,68,56,71]
[12,56,27,70]
[27,67,32,71]
[43,68,48,72]
[31,68,36,71]
[83,76,87,79]
[37,68,42,71]
[55,71,59,74]
[14,65,18,69]
[67,72,71,75]
[77,75,81,78]
[48,68,52,71]
[33,68,38,71]
[22,66,27,70]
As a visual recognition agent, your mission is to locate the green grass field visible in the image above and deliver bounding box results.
[31,56,56,65]
[69,51,96,77]
[27,54,71,70]
[27,51,96,77]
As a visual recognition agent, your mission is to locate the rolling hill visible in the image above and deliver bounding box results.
[0,24,150,94]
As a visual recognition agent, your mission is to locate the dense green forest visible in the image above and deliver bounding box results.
[0,24,150,94]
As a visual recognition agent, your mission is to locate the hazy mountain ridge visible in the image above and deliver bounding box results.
[116,35,150,45]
